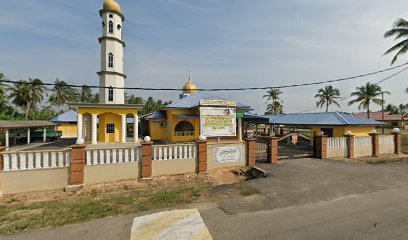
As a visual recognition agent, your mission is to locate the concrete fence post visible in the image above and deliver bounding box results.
[315,135,328,160]
[0,146,5,196]
[246,138,256,167]
[267,137,279,164]
[393,132,401,155]
[345,135,355,158]
[69,145,86,186]
[141,141,153,179]
[370,133,379,157]
[196,140,208,174]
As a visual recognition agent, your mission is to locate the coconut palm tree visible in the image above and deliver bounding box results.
[398,104,408,129]
[263,88,283,114]
[0,73,8,110]
[348,83,389,119]
[314,85,341,112]
[48,79,77,112]
[79,85,93,103]
[8,80,29,116]
[25,78,47,119]
[384,18,408,65]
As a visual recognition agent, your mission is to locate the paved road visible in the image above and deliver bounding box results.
[3,158,408,240]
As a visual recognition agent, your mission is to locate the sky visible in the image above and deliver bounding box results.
[0,0,407,114]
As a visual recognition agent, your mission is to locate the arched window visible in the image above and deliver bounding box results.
[108,53,114,68]
[108,87,114,102]
[109,21,113,33]
[117,24,121,30]
[174,121,194,136]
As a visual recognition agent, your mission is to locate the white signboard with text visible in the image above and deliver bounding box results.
[214,146,243,163]
[200,107,237,137]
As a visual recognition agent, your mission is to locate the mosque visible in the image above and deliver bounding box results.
[53,0,251,144]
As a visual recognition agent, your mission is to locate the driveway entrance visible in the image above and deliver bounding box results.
[278,133,314,159]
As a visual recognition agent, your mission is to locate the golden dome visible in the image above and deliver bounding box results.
[103,0,121,13]
[183,77,198,94]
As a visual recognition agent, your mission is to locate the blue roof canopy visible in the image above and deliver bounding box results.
[248,112,386,126]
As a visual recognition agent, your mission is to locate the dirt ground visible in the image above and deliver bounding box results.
[0,167,247,205]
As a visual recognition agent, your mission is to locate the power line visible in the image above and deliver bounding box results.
[1,62,408,91]
[292,65,408,114]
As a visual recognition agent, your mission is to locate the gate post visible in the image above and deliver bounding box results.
[345,134,355,158]
[267,137,279,164]
[0,146,6,196]
[393,132,401,155]
[196,140,208,174]
[246,138,256,167]
[69,145,86,187]
[370,133,379,157]
[141,141,153,179]
[315,135,328,160]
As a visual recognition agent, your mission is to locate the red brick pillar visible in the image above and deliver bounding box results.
[345,135,355,158]
[315,135,328,160]
[141,141,153,179]
[70,145,86,186]
[370,133,379,157]
[0,146,5,196]
[267,137,279,164]
[246,138,256,167]
[394,132,401,155]
[196,140,208,174]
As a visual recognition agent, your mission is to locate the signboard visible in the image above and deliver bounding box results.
[200,107,237,137]
[200,100,236,107]
[214,146,243,163]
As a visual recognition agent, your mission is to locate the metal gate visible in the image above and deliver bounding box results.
[255,137,268,162]
[277,133,314,159]
[402,134,408,154]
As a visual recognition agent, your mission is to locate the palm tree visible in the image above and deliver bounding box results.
[25,78,47,119]
[263,88,283,114]
[48,79,76,112]
[314,85,341,112]
[348,83,389,119]
[80,85,93,103]
[8,80,29,116]
[0,73,8,110]
[384,18,408,65]
[397,104,408,129]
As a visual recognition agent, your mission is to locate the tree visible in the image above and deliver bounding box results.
[384,18,408,65]
[385,104,399,114]
[125,93,144,105]
[0,73,8,111]
[79,85,93,103]
[263,88,283,114]
[8,80,29,116]
[348,83,389,119]
[397,104,408,129]
[314,85,341,112]
[48,79,77,113]
[24,78,47,119]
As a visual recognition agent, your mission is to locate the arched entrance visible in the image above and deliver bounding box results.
[174,121,195,137]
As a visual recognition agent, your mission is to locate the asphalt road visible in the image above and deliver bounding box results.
[3,158,408,240]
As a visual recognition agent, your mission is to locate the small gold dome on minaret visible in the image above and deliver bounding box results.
[183,74,198,94]
[103,0,121,13]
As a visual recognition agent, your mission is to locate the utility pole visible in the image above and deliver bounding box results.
[381,91,385,134]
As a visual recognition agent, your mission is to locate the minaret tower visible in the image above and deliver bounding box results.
[98,0,126,104]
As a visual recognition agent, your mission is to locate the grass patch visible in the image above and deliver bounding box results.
[0,184,212,236]
[236,184,261,196]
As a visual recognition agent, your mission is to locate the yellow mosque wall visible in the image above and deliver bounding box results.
[149,109,201,142]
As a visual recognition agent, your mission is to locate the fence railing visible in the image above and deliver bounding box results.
[86,147,141,165]
[327,137,347,149]
[379,135,394,145]
[2,149,70,171]
[354,136,372,147]
[153,144,196,160]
